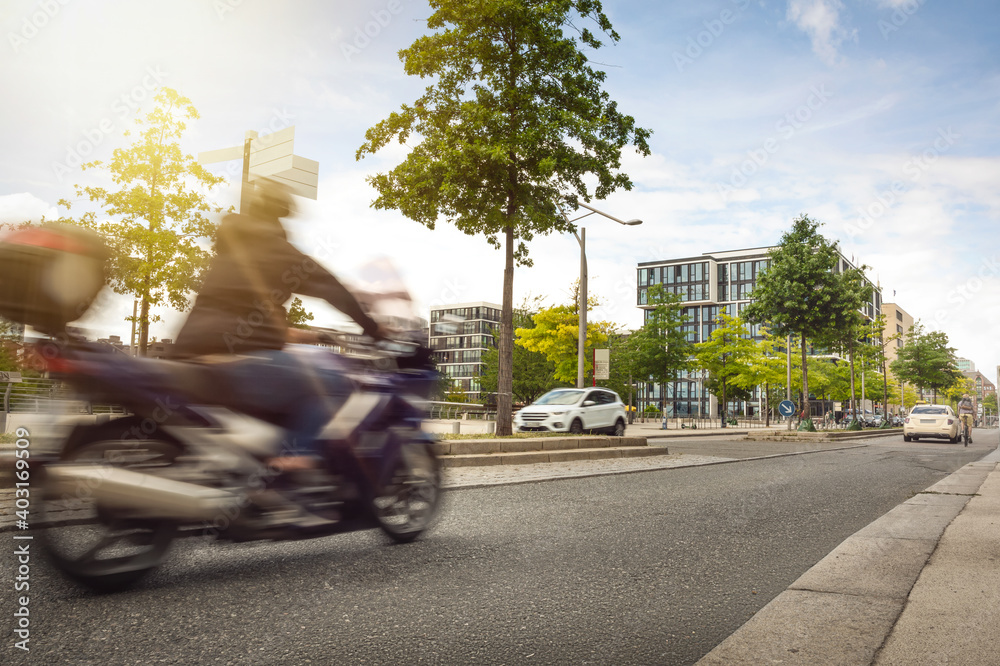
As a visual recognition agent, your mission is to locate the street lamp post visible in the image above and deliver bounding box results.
[557,201,642,389]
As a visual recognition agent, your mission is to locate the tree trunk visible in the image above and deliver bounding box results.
[800,334,810,420]
[882,357,888,421]
[138,295,151,357]
[495,224,515,436]
[764,382,770,426]
[721,379,727,426]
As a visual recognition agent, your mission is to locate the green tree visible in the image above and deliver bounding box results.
[356,1,650,435]
[479,344,563,406]
[287,297,314,329]
[0,341,17,373]
[734,327,787,426]
[60,88,224,356]
[942,376,976,410]
[822,266,873,426]
[632,284,693,412]
[515,294,616,384]
[743,215,847,429]
[889,322,962,403]
[479,296,563,406]
[692,313,755,424]
[603,331,643,413]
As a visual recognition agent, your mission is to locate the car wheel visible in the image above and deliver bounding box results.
[612,419,625,437]
[903,434,911,442]
[569,419,583,435]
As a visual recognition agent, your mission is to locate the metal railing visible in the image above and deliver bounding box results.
[425,401,496,421]
[1,378,126,415]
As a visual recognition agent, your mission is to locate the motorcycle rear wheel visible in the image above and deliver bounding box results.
[38,419,182,591]
[369,442,441,543]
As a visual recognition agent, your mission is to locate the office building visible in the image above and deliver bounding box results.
[636,247,882,418]
[428,301,501,402]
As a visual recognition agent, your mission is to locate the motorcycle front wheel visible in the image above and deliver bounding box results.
[369,441,442,543]
[38,418,182,591]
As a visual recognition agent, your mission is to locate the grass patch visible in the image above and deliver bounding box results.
[0,433,16,444]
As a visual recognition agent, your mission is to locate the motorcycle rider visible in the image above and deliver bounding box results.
[172,178,385,497]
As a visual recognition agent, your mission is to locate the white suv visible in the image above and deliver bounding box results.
[514,388,628,436]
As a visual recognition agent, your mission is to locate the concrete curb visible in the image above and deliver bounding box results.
[696,450,999,665]
[744,429,904,443]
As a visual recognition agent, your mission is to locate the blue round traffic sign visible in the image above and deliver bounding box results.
[778,400,796,417]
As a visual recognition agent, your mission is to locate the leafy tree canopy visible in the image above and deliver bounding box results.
[60,87,225,355]
[691,313,756,418]
[356,0,651,262]
[631,284,692,385]
[515,293,616,384]
[889,322,962,399]
[287,297,314,329]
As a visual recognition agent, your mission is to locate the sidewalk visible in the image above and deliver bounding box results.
[698,444,1000,665]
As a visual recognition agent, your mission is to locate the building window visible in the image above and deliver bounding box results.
[896,310,903,321]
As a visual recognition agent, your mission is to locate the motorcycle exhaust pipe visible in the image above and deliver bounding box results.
[44,465,239,523]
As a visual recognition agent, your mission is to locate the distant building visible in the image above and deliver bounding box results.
[428,302,501,403]
[880,302,914,411]
[147,338,175,359]
[955,357,976,373]
[97,334,131,355]
[962,370,995,407]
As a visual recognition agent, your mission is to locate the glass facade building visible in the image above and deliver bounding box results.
[636,247,883,419]
[428,302,501,402]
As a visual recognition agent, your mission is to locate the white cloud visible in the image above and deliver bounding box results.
[0,192,58,225]
[786,0,857,66]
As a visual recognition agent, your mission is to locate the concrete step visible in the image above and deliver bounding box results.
[434,436,648,456]
[439,445,671,468]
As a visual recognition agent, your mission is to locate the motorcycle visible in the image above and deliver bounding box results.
[1,224,443,591]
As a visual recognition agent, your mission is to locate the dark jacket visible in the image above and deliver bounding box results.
[173,213,378,358]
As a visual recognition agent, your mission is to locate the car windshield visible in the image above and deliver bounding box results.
[533,390,584,406]
[911,406,947,415]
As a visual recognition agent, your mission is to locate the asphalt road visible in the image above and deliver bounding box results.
[1,434,992,665]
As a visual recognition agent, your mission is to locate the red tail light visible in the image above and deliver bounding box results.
[43,357,76,374]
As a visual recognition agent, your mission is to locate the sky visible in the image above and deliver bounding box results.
[1,0,998,379]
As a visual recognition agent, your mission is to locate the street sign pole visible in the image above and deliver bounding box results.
[199,126,320,207]
[240,131,256,214]
[786,335,792,430]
